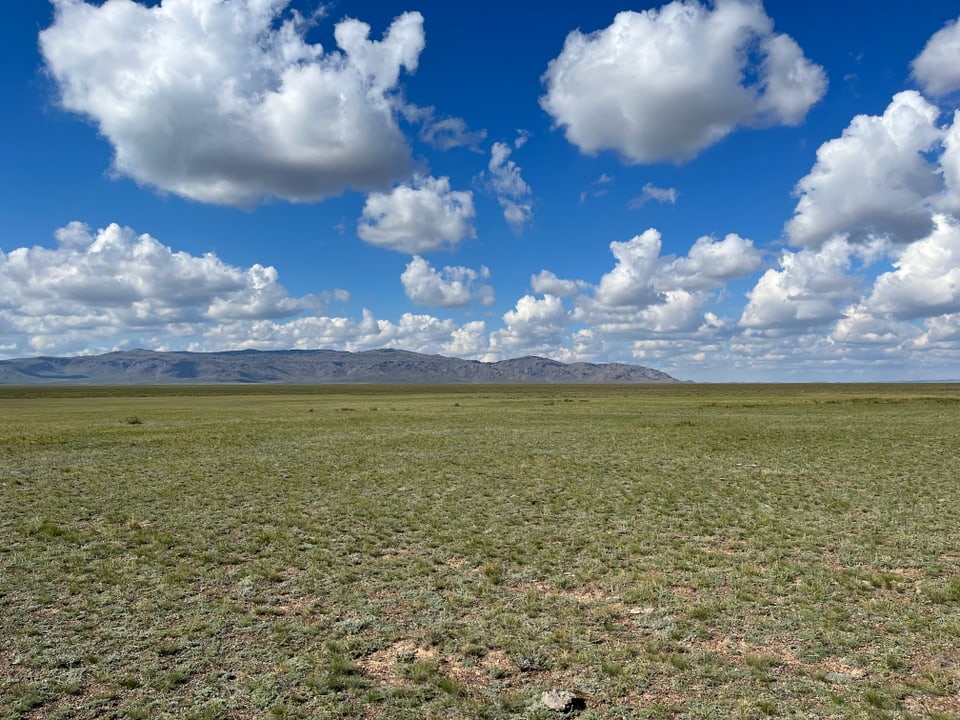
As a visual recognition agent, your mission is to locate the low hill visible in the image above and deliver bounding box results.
[0,348,680,385]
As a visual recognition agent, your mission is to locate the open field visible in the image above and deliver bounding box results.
[1,384,959,719]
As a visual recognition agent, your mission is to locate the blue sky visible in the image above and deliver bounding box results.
[3,0,960,381]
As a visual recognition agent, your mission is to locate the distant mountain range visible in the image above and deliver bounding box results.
[0,348,680,385]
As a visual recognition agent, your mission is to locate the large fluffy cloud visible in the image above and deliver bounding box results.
[670,233,765,288]
[589,229,762,308]
[861,214,960,320]
[540,0,826,163]
[830,307,918,348]
[917,313,960,346]
[785,91,943,248]
[593,229,665,308]
[571,229,763,334]
[743,210,960,363]
[911,16,960,96]
[739,239,861,330]
[941,112,960,215]
[40,1,425,205]
[400,256,494,307]
[444,320,490,357]
[830,217,960,354]
[490,294,569,353]
[0,221,331,354]
[358,176,476,253]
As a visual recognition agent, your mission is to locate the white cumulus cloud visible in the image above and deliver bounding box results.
[593,229,665,307]
[530,270,590,297]
[443,320,489,357]
[786,91,943,248]
[668,233,763,288]
[358,176,476,253]
[401,256,494,307]
[941,111,960,215]
[739,238,860,330]
[40,1,425,206]
[571,229,762,335]
[195,309,462,355]
[540,0,826,163]
[831,307,917,347]
[918,313,960,344]
[0,221,329,356]
[586,229,761,307]
[490,294,569,354]
[861,214,960,320]
[911,16,960,96]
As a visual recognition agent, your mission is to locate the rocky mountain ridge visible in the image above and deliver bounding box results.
[0,348,680,385]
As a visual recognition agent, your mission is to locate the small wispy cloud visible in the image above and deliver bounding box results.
[628,183,679,209]
[414,107,487,151]
[484,142,533,233]
[579,173,614,203]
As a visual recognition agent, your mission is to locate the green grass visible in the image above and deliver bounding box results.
[0,383,958,719]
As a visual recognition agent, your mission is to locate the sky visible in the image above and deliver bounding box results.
[3,1,960,382]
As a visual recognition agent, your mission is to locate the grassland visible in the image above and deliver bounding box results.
[1,383,958,719]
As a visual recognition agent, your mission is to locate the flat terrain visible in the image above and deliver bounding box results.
[1,384,958,719]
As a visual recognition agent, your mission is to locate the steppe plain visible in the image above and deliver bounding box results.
[1,383,958,719]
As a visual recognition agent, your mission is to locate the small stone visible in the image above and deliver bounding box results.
[825,672,855,683]
[541,689,585,713]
